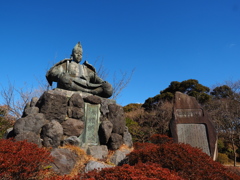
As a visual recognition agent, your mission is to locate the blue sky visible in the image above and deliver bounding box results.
[0,0,240,106]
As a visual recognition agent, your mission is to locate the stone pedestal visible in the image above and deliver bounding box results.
[12,88,132,152]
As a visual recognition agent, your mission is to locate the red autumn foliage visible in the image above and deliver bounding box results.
[227,167,240,177]
[133,141,159,151]
[3,133,238,180]
[83,162,183,180]
[45,134,240,180]
[45,175,75,180]
[47,162,183,180]
[129,135,240,180]
[0,139,53,180]
[149,134,174,144]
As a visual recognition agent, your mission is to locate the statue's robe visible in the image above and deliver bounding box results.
[46,59,112,98]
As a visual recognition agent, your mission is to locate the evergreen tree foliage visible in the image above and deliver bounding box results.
[211,85,233,99]
[143,79,211,109]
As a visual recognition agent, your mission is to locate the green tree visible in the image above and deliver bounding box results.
[143,79,210,109]
[211,85,233,99]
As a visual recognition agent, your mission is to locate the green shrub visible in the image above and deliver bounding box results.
[217,139,225,153]
[125,118,143,142]
[0,116,13,139]
[126,117,138,127]
[0,105,15,139]
[217,153,229,164]
[123,103,142,112]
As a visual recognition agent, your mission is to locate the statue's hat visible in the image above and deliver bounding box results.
[72,42,82,53]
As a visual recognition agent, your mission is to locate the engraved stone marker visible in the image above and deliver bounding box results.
[170,92,217,159]
[79,103,100,147]
[177,124,210,155]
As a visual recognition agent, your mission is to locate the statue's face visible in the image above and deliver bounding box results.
[73,50,82,63]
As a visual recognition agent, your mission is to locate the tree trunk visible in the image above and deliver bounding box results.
[231,134,236,167]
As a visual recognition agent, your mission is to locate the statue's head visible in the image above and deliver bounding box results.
[72,42,83,63]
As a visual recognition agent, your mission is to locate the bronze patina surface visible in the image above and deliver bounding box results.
[46,42,113,98]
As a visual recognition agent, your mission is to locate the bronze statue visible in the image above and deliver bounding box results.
[46,42,113,98]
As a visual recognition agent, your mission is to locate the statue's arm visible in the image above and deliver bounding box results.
[46,59,70,86]
[46,66,63,86]
[85,68,104,84]
[72,77,89,88]
[89,70,112,89]
[94,75,105,84]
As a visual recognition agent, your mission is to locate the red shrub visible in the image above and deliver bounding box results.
[83,162,183,180]
[129,141,240,179]
[149,134,173,145]
[0,139,53,180]
[133,142,159,150]
[226,167,240,177]
[45,175,76,180]
[46,135,240,180]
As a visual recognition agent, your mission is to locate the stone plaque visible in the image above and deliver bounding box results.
[170,92,217,160]
[176,109,203,118]
[79,103,100,147]
[177,124,210,155]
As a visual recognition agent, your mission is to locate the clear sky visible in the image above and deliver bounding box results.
[0,0,240,106]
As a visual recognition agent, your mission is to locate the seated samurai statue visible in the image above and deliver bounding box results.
[46,42,113,98]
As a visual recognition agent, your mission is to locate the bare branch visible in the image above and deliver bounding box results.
[1,81,22,118]
[224,80,240,93]
[93,57,109,80]
[111,68,135,100]
[93,57,135,100]
[0,81,45,119]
